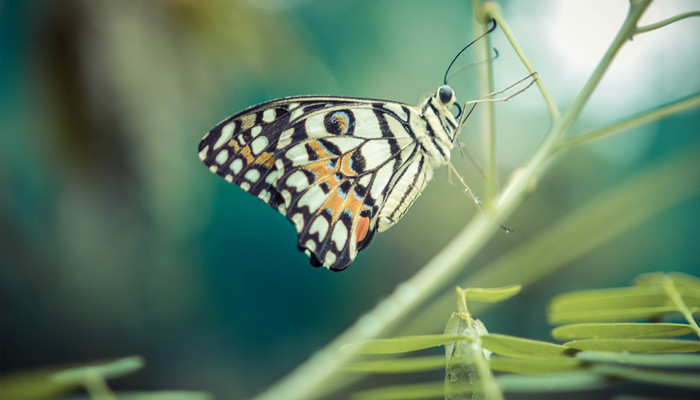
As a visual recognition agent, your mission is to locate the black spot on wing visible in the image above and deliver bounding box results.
[317,138,342,156]
[349,151,366,174]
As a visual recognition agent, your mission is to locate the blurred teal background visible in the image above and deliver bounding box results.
[1,0,698,398]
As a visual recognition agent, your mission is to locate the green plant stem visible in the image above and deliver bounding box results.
[472,0,498,203]
[635,11,700,34]
[661,275,700,339]
[252,2,673,399]
[83,371,118,400]
[477,16,499,202]
[558,93,700,152]
[488,10,560,121]
[547,0,652,147]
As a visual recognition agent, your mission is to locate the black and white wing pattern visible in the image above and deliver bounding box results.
[198,86,459,271]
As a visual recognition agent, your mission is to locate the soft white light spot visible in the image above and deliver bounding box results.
[215,122,235,149]
[198,145,209,161]
[215,149,229,165]
[230,159,244,174]
[324,251,336,267]
[245,169,261,182]
[262,109,276,123]
[250,136,269,155]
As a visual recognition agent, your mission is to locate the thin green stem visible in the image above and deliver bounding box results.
[83,371,118,400]
[662,275,700,339]
[456,287,470,315]
[487,9,560,121]
[558,93,700,152]
[472,0,499,202]
[467,317,502,400]
[636,11,700,34]
[552,0,652,143]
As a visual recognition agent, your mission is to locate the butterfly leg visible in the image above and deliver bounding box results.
[464,72,538,106]
[447,161,512,233]
[455,72,537,135]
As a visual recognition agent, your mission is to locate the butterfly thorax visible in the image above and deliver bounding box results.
[414,91,459,168]
[375,86,459,233]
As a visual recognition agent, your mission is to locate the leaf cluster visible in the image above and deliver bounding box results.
[344,273,700,399]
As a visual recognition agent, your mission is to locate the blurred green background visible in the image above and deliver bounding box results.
[1,0,698,398]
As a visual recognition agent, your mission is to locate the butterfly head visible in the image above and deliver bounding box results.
[426,84,460,146]
[437,85,456,107]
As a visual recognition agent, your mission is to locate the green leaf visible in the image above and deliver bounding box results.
[49,356,144,384]
[462,284,522,302]
[593,364,700,388]
[488,357,585,374]
[576,351,700,368]
[344,356,446,373]
[351,382,446,400]
[668,272,700,289]
[635,272,700,290]
[496,372,613,393]
[564,338,700,353]
[633,272,700,306]
[548,287,666,314]
[551,323,694,340]
[548,306,680,324]
[480,334,574,359]
[340,335,467,355]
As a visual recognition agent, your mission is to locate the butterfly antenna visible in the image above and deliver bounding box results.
[445,47,499,83]
[444,19,497,85]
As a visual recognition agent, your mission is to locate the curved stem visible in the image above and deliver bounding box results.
[552,0,652,142]
[636,10,700,34]
[661,275,700,339]
[558,93,700,152]
[487,9,560,121]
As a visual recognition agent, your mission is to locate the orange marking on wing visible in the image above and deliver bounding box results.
[337,189,370,247]
[342,190,364,218]
[339,151,358,176]
[228,139,255,164]
[306,160,338,180]
[307,141,334,160]
[354,215,370,246]
[320,178,345,222]
[334,114,348,133]
[254,152,276,169]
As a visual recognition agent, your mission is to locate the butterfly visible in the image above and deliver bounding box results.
[198,86,461,272]
[198,21,499,272]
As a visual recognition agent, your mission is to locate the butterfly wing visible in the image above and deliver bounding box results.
[198,96,423,271]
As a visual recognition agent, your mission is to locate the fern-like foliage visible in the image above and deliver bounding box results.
[344,272,700,399]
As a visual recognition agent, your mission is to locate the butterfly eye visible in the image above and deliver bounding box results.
[438,85,454,105]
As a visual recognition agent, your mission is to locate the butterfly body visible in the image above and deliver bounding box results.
[199,86,459,271]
